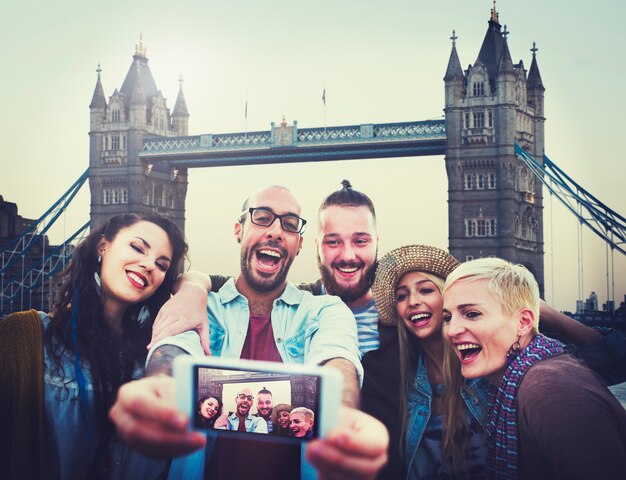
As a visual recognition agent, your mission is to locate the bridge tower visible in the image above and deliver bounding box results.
[88,38,189,231]
[444,5,546,293]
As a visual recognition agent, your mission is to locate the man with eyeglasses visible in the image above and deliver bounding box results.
[221,388,268,433]
[110,185,388,480]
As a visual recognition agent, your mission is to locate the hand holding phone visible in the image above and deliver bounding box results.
[173,356,343,444]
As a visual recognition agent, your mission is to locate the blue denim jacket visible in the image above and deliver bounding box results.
[153,280,362,373]
[41,313,167,480]
[157,280,363,480]
[405,350,490,479]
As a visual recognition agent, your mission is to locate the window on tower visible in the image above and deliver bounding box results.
[464,217,497,237]
[464,170,496,190]
[111,109,120,123]
[102,187,128,205]
[472,81,485,96]
[473,112,485,128]
[111,135,120,150]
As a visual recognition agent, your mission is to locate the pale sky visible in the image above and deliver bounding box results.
[1,0,624,312]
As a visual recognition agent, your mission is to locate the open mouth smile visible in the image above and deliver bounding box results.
[408,312,432,326]
[455,342,483,363]
[255,248,283,270]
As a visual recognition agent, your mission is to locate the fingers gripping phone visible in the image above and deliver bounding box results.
[173,356,342,444]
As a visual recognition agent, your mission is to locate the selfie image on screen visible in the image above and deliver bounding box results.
[193,366,321,441]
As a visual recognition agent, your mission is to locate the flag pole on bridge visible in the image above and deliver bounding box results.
[244,94,248,140]
[322,87,327,138]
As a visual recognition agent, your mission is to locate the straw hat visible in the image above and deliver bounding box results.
[372,245,460,326]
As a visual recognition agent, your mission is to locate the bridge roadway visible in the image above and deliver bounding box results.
[139,119,446,168]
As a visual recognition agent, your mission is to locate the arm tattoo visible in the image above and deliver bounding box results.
[145,345,187,377]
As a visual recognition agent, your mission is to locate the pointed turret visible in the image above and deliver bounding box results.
[527,42,545,117]
[90,64,107,109]
[444,30,464,81]
[120,35,159,109]
[527,42,544,91]
[172,75,189,136]
[90,64,106,131]
[475,2,506,91]
[444,30,466,148]
[497,26,514,72]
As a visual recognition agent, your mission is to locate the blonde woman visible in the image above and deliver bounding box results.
[442,258,626,479]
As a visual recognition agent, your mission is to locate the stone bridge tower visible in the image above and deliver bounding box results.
[444,5,546,293]
[88,38,189,231]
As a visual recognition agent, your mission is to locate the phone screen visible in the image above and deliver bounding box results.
[192,364,322,441]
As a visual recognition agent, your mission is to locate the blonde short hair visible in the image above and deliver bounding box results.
[290,407,314,423]
[443,257,540,333]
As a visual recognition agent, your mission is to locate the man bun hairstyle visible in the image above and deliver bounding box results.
[318,179,376,221]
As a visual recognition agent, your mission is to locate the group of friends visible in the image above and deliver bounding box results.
[197,387,315,439]
[1,179,625,479]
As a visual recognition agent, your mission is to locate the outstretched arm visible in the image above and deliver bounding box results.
[540,300,626,384]
[539,300,602,345]
[306,406,389,480]
[324,357,361,409]
[110,345,206,458]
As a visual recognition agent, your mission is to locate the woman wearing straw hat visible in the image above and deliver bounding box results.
[371,245,488,479]
[369,246,626,479]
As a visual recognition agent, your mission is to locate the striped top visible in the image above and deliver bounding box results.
[352,298,380,355]
[320,284,380,355]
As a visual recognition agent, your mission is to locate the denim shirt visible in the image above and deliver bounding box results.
[405,350,490,479]
[225,412,268,433]
[157,280,363,480]
[41,313,167,480]
[152,280,362,372]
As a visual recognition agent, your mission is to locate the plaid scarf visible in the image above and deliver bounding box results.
[486,334,564,479]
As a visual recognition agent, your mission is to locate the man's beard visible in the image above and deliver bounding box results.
[318,256,377,304]
[241,241,293,292]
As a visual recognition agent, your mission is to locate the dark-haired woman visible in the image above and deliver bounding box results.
[0,213,187,480]
[196,395,223,429]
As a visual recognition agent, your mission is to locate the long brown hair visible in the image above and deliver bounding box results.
[396,272,443,459]
[45,213,187,432]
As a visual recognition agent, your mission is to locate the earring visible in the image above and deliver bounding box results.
[94,255,102,291]
[506,335,522,366]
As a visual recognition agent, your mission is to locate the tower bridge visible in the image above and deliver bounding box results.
[3,5,625,316]
[87,6,546,292]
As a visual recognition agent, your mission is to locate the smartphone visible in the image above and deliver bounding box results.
[173,356,343,443]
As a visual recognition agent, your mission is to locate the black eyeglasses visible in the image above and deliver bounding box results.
[237,394,254,401]
[240,207,307,235]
